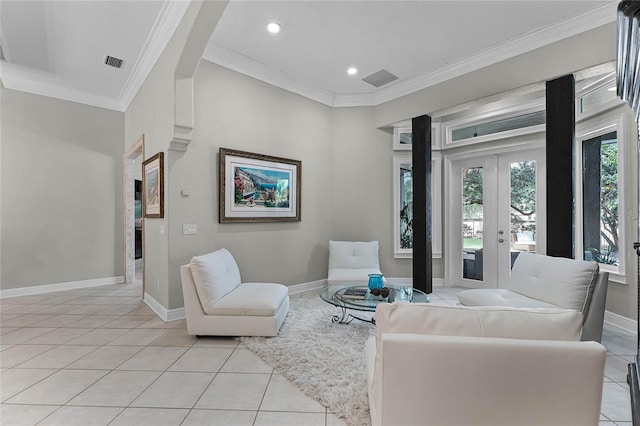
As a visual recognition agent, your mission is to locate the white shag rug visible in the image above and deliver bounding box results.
[241,296,374,426]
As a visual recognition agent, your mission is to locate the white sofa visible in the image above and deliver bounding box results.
[458,252,609,342]
[327,240,382,286]
[180,248,289,337]
[365,303,607,426]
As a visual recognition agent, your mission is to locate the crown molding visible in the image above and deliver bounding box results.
[0,0,191,112]
[0,62,125,111]
[203,42,337,107]
[214,2,617,108]
[0,1,618,111]
[367,2,617,106]
[118,0,191,110]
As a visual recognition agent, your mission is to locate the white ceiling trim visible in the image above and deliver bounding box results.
[208,2,617,108]
[360,1,618,107]
[203,42,337,106]
[0,62,124,110]
[118,0,191,110]
[0,0,191,112]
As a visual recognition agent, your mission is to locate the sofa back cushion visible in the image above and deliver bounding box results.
[375,303,583,344]
[508,252,599,316]
[190,248,241,314]
[329,240,380,270]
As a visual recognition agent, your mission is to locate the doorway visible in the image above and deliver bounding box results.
[445,148,545,288]
[124,135,145,293]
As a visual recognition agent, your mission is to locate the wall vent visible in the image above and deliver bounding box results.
[362,69,398,87]
[105,55,124,69]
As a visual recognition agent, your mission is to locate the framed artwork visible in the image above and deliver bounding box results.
[219,148,301,223]
[142,152,164,218]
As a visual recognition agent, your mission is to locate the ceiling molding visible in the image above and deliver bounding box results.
[366,1,618,106]
[0,62,124,110]
[0,0,191,112]
[118,0,191,110]
[0,1,618,111]
[203,42,337,107]
[209,2,617,108]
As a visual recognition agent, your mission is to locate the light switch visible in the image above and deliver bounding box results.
[183,224,197,235]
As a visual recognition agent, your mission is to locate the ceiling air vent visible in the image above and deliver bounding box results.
[362,69,398,87]
[104,55,124,69]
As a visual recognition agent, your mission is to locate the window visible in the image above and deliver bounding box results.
[452,111,546,142]
[444,101,545,147]
[582,131,619,266]
[393,154,442,258]
[576,111,634,281]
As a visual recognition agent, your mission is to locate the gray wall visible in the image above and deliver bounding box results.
[1,88,124,290]
[166,61,334,308]
[331,106,415,278]
[124,4,184,308]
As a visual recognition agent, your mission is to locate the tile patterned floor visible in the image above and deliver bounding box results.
[0,282,635,426]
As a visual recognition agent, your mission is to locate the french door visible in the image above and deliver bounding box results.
[445,148,545,288]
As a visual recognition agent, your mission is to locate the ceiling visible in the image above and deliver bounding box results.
[0,0,617,112]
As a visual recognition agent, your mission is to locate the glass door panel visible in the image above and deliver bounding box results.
[462,167,484,281]
[509,160,537,252]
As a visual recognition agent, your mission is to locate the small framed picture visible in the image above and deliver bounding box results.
[142,152,164,218]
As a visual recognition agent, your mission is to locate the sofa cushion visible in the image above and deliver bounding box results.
[329,240,380,270]
[190,249,241,314]
[458,288,558,309]
[208,283,289,316]
[375,303,583,345]
[508,252,599,316]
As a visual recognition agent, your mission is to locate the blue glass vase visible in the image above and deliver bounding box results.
[368,274,384,291]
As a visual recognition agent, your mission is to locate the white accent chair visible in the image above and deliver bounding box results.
[180,248,289,337]
[327,240,382,286]
[458,252,609,342]
[366,303,606,426]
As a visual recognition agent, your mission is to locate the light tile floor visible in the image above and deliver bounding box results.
[0,282,635,426]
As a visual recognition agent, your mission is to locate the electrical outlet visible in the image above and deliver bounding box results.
[183,224,197,235]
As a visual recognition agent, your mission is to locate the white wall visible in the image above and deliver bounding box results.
[1,88,124,290]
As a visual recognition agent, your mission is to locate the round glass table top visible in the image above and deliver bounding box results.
[319,285,429,312]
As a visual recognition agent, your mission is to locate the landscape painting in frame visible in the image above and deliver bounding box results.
[143,152,164,218]
[219,148,301,223]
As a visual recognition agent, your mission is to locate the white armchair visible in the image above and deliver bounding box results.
[366,303,606,426]
[327,240,382,286]
[180,248,289,337]
[458,252,609,342]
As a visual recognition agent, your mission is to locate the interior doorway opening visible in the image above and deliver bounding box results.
[124,135,145,294]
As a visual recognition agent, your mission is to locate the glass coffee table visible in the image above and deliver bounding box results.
[320,285,429,324]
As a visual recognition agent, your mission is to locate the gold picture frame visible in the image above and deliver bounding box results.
[142,152,164,218]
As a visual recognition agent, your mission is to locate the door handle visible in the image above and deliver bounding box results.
[498,238,505,243]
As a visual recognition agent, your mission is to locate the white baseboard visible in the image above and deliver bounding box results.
[604,310,637,334]
[288,279,327,295]
[143,292,185,322]
[0,276,125,299]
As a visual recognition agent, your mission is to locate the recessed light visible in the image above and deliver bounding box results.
[347,67,358,76]
[267,22,281,34]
